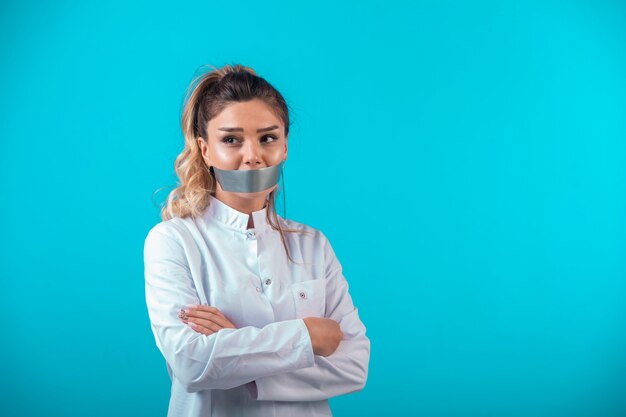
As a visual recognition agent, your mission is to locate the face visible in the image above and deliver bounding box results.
[197,99,288,203]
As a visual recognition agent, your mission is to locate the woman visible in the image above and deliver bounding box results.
[144,63,370,417]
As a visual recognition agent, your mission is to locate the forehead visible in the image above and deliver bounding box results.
[208,99,282,129]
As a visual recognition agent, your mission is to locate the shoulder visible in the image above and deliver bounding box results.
[146,217,187,241]
[279,218,345,275]
[277,216,337,260]
[144,216,199,255]
[278,216,329,243]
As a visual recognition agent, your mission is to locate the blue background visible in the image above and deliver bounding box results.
[1,1,625,416]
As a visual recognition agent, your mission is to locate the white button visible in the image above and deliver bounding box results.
[256,286,262,292]
[246,230,256,240]
[265,278,272,285]
[299,291,306,299]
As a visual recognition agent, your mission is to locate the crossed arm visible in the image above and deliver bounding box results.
[144,225,370,400]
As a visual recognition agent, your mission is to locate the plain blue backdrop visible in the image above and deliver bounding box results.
[1,1,625,416]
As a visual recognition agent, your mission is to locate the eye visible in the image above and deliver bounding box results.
[221,135,277,145]
[221,136,240,145]
[262,135,278,143]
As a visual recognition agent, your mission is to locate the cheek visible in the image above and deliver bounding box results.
[210,146,240,167]
[267,147,286,163]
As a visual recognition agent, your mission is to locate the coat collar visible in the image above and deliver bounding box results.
[204,193,269,233]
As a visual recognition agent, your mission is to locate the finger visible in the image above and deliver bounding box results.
[187,309,236,329]
[186,308,225,320]
[188,320,215,336]
[189,305,227,319]
[188,316,222,332]
[192,312,236,329]
[188,317,224,333]
[178,306,223,322]
[182,316,218,333]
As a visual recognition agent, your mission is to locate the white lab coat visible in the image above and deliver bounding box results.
[143,194,370,417]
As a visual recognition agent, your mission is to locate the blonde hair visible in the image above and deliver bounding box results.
[158,63,311,264]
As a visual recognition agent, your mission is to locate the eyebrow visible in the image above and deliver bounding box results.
[218,125,279,133]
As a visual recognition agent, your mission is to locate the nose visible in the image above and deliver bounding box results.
[242,140,263,168]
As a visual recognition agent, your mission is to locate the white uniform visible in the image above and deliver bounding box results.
[143,194,370,417]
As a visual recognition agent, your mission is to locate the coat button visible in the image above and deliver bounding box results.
[265,278,272,286]
[256,286,262,292]
[299,291,306,299]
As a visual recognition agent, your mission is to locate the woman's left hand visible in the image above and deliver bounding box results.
[178,305,238,335]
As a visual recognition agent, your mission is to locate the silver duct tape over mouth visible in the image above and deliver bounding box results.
[212,162,283,193]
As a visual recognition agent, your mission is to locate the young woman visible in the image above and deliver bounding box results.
[144,63,370,417]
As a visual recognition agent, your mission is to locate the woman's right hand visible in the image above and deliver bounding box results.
[302,317,343,357]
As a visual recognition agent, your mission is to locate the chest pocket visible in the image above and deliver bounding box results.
[290,278,326,319]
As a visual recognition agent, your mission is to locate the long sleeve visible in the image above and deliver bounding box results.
[253,232,371,402]
[143,224,315,393]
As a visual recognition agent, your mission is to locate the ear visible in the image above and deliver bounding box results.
[283,135,288,161]
[197,137,212,165]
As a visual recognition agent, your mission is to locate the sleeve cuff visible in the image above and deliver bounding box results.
[255,319,315,401]
[245,381,258,399]
[298,318,315,368]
